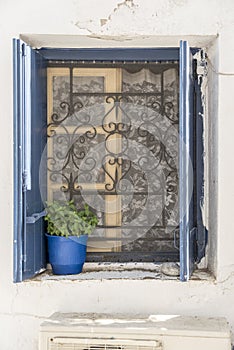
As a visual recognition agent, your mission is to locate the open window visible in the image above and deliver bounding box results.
[13,40,207,282]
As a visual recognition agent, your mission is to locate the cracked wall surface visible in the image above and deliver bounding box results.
[73,0,234,36]
[0,0,234,349]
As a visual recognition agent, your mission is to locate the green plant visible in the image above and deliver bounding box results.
[45,201,98,237]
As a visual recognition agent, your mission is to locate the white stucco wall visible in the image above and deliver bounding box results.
[1,0,234,349]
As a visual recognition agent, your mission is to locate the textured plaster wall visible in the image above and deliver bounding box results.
[0,0,234,349]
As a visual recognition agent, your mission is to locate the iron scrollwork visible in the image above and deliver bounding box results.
[47,64,179,253]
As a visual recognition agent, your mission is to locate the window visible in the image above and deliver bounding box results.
[13,40,207,282]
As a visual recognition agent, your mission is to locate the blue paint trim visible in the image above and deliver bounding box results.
[179,40,195,281]
[39,47,180,61]
[179,40,187,281]
[13,39,48,282]
[13,39,23,282]
[23,46,47,278]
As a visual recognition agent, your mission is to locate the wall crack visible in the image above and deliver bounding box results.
[75,0,138,35]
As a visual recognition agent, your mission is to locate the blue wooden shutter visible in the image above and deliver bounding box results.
[194,54,208,263]
[13,39,47,282]
[179,40,196,281]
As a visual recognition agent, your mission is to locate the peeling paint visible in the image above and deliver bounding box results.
[114,0,137,10]
[194,49,209,232]
[102,0,138,27]
[100,19,108,26]
[73,0,198,37]
[87,34,136,41]
[74,0,139,35]
[75,20,99,34]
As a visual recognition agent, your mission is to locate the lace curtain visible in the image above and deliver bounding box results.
[47,65,179,254]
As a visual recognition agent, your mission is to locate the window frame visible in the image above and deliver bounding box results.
[46,62,181,263]
[13,40,207,282]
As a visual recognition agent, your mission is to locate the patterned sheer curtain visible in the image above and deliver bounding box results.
[119,67,179,252]
[47,64,179,256]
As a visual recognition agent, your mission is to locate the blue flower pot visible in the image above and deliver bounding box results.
[46,234,88,275]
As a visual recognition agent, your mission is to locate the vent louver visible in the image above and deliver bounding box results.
[49,338,163,350]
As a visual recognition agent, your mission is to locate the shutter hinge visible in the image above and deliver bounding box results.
[26,210,46,224]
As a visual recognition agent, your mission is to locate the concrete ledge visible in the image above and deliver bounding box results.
[31,263,214,282]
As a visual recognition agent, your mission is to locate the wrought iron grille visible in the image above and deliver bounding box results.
[47,62,180,261]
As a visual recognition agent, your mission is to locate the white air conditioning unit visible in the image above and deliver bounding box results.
[39,313,231,350]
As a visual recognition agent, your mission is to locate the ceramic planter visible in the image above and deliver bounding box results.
[46,234,88,275]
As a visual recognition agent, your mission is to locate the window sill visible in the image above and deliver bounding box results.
[31,263,214,282]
